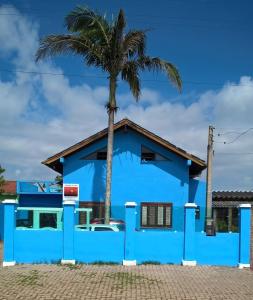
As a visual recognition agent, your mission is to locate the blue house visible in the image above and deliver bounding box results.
[41,118,207,231]
[3,118,252,267]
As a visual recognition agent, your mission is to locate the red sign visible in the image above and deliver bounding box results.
[64,186,78,197]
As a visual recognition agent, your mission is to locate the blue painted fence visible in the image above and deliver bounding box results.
[2,200,251,267]
[0,203,3,240]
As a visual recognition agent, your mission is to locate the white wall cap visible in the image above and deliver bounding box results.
[125,202,137,207]
[185,203,197,208]
[239,204,251,208]
[63,200,76,205]
[2,199,18,204]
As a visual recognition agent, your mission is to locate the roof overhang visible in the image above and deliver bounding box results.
[42,118,206,176]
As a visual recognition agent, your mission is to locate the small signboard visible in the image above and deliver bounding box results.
[63,184,79,201]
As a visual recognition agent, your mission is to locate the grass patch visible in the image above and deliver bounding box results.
[91,261,119,266]
[104,272,161,290]
[142,261,161,265]
[17,270,41,286]
[62,263,82,270]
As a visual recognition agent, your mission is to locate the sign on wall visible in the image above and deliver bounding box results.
[63,184,79,201]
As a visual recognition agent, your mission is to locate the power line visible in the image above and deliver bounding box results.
[0,11,250,31]
[224,128,253,144]
[215,152,253,155]
[217,131,244,136]
[0,7,250,24]
[214,128,253,145]
[1,67,253,88]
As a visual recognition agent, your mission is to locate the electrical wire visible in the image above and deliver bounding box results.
[1,67,253,88]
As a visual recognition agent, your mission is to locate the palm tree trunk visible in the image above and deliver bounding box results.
[104,76,116,224]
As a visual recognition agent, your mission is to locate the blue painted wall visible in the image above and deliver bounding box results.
[134,231,184,264]
[0,204,3,240]
[10,229,243,265]
[63,128,198,230]
[3,200,248,266]
[74,231,124,263]
[189,179,206,232]
[196,232,239,266]
[14,230,63,263]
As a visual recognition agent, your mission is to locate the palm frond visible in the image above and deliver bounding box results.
[35,34,102,63]
[108,9,126,74]
[110,9,126,51]
[112,9,126,43]
[123,30,146,57]
[121,61,141,100]
[139,56,182,92]
[65,6,111,45]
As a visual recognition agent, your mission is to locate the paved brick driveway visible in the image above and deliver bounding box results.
[0,243,253,299]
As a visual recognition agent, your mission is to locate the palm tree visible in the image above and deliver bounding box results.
[36,6,182,224]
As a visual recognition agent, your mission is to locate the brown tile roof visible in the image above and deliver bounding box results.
[213,191,253,200]
[42,118,206,176]
[1,181,16,195]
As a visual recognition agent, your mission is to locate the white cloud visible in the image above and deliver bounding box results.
[0,5,252,191]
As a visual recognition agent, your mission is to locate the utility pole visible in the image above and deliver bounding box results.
[205,125,215,235]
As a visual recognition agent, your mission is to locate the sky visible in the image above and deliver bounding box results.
[0,0,253,190]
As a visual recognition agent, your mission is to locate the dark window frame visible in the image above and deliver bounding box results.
[140,145,171,163]
[81,148,107,160]
[140,202,173,228]
[96,151,107,160]
[141,152,155,162]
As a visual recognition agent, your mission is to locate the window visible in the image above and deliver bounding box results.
[141,203,172,228]
[40,213,57,229]
[96,151,107,160]
[214,207,239,232]
[16,211,33,228]
[142,152,155,161]
[141,146,170,162]
[81,147,107,160]
[79,202,105,224]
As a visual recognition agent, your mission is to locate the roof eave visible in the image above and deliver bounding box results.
[42,119,206,171]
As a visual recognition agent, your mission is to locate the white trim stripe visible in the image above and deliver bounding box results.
[2,199,18,204]
[63,200,76,205]
[185,203,197,208]
[239,204,251,208]
[125,202,137,207]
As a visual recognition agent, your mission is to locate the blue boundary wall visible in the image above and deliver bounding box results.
[196,233,239,266]
[74,231,124,263]
[2,201,251,267]
[0,203,3,240]
[14,231,63,263]
[134,231,184,264]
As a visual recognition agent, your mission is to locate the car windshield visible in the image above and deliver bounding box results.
[93,227,114,231]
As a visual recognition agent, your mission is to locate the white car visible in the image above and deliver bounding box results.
[75,224,120,232]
